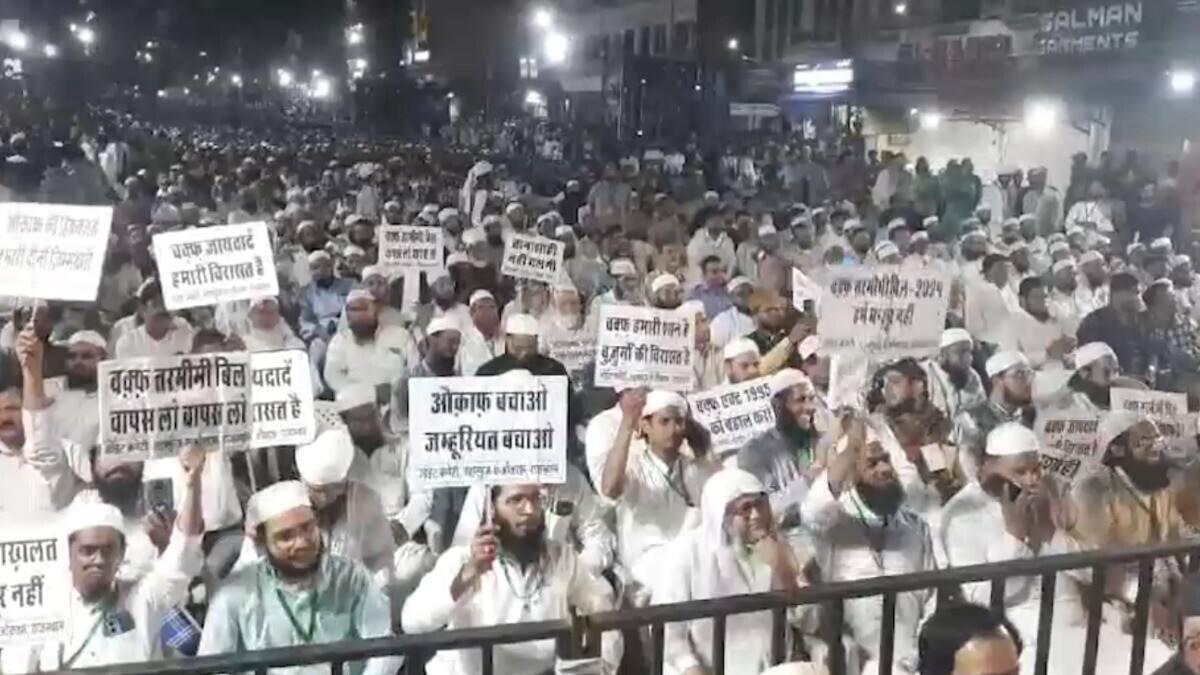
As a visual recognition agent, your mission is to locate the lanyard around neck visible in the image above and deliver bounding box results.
[62,596,115,669]
[274,586,320,644]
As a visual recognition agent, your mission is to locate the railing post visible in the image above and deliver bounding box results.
[651,622,665,675]
[989,577,1005,611]
[825,599,846,675]
[1082,565,1106,675]
[711,614,727,675]
[1129,560,1154,675]
[481,645,494,675]
[1034,572,1057,675]
[878,592,897,675]
[770,606,787,665]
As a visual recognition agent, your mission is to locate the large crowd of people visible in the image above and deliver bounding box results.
[2,96,1200,675]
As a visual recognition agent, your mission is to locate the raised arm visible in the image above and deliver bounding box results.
[600,389,646,500]
[16,327,81,508]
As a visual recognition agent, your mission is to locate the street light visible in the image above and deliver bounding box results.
[347,24,364,45]
[531,8,553,29]
[277,68,293,86]
[727,38,739,51]
[525,90,545,106]
[76,26,95,45]
[1025,99,1059,135]
[543,31,569,65]
[230,73,243,87]
[43,44,58,58]
[7,31,28,51]
[919,110,942,130]
[894,3,908,15]
[1170,69,1196,95]
[311,76,332,99]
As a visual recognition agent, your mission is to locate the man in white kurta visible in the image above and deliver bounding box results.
[402,484,621,675]
[921,328,986,422]
[1,448,205,672]
[323,289,416,395]
[200,481,402,675]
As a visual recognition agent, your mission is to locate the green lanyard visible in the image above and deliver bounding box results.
[274,587,320,644]
[62,597,114,669]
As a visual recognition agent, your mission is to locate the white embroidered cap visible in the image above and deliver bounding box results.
[940,328,973,349]
[985,350,1029,379]
[65,502,125,536]
[335,384,376,412]
[296,429,355,487]
[985,422,1039,457]
[769,368,812,396]
[723,337,760,361]
[1073,341,1117,371]
[650,273,681,294]
[642,390,688,418]
[246,481,312,528]
[505,313,540,336]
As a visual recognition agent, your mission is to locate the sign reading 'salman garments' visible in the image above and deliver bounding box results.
[1035,2,1150,56]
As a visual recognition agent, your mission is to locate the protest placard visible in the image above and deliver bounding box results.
[1111,387,1196,459]
[542,332,597,389]
[687,377,776,456]
[817,265,948,358]
[99,350,317,461]
[152,222,278,311]
[1034,411,1104,483]
[792,267,823,311]
[0,203,112,302]
[501,232,565,284]
[594,305,695,392]
[378,225,444,274]
[0,528,69,646]
[407,375,569,490]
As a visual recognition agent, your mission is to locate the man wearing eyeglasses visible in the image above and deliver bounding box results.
[1154,573,1200,674]
[953,351,1035,481]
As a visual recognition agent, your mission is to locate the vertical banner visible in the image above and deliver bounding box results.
[1110,387,1195,458]
[0,529,69,646]
[152,222,279,311]
[686,377,776,456]
[501,232,565,284]
[817,265,948,358]
[407,375,569,490]
[99,350,316,461]
[1034,411,1104,483]
[594,305,695,392]
[378,225,444,275]
[0,203,112,302]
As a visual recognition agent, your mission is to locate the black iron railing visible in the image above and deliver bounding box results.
[55,539,1200,675]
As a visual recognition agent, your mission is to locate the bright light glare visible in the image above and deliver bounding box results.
[7,31,28,51]
[919,111,942,130]
[231,73,243,86]
[157,89,166,98]
[43,44,58,58]
[525,90,545,106]
[353,58,367,70]
[76,27,95,45]
[347,28,363,45]
[277,69,293,86]
[312,69,322,78]
[894,2,908,15]
[727,38,739,51]
[311,77,332,99]
[1025,100,1059,135]
[1170,70,1196,95]
[531,8,553,29]
[414,50,430,63]
[543,32,569,65]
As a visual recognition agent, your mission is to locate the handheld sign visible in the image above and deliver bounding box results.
[818,265,948,358]
[0,203,112,302]
[501,232,565,284]
[0,528,69,647]
[99,350,317,462]
[792,267,823,311]
[1111,387,1196,459]
[1034,411,1104,484]
[152,222,278,311]
[407,375,569,490]
[378,225,444,275]
[594,305,694,392]
[687,377,776,457]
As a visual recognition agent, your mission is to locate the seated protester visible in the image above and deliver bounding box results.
[476,314,569,377]
[1143,279,1200,391]
[1,448,205,672]
[953,351,1035,481]
[678,300,724,392]
[723,337,762,384]
[299,250,355,385]
[114,280,195,359]
[1155,574,1200,675]
[745,290,810,375]
[241,296,304,353]
[337,265,406,333]
[583,387,638,489]
[459,290,505,376]
[1072,411,1200,643]
[739,369,821,531]
[916,603,1023,675]
[1076,272,1149,379]
[1003,277,1075,370]
[800,416,937,674]
[324,288,417,397]
[797,335,836,443]
[1040,341,1129,412]
[686,255,734,319]
[586,258,645,323]
[402,484,622,675]
[599,390,716,603]
[414,274,472,336]
[940,423,1172,674]
[710,276,757,349]
[47,330,107,456]
[922,328,986,422]
[388,316,461,436]
[648,272,684,310]
[450,463,616,577]
[200,482,403,675]
[659,469,813,675]
[2,329,84,519]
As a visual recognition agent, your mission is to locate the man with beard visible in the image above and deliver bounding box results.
[48,330,107,452]
[298,251,354,386]
[1046,259,1085,335]
[403,483,621,675]
[649,272,684,310]
[476,314,568,378]
[1055,341,1120,412]
[1077,272,1148,377]
[114,281,194,359]
[200,481,402,674]
[660,469,812,675]
[337,266,404,332]
[844,218,874,264]
[739,369,820,530]
[711,276,757,349]
[241,297,305,353]
[1074,411,1200,651]
[417,274,472,335]
[922,329,986,422]
[323,289,416,396]
[801,416,936,674]
[2,449,205,672]
[1005,277,1075,369]
[954,351,1035,481]
[1076,250,1111,315]
[723,338,762,384]
[389,316,461,434]
[459,290,505,376]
